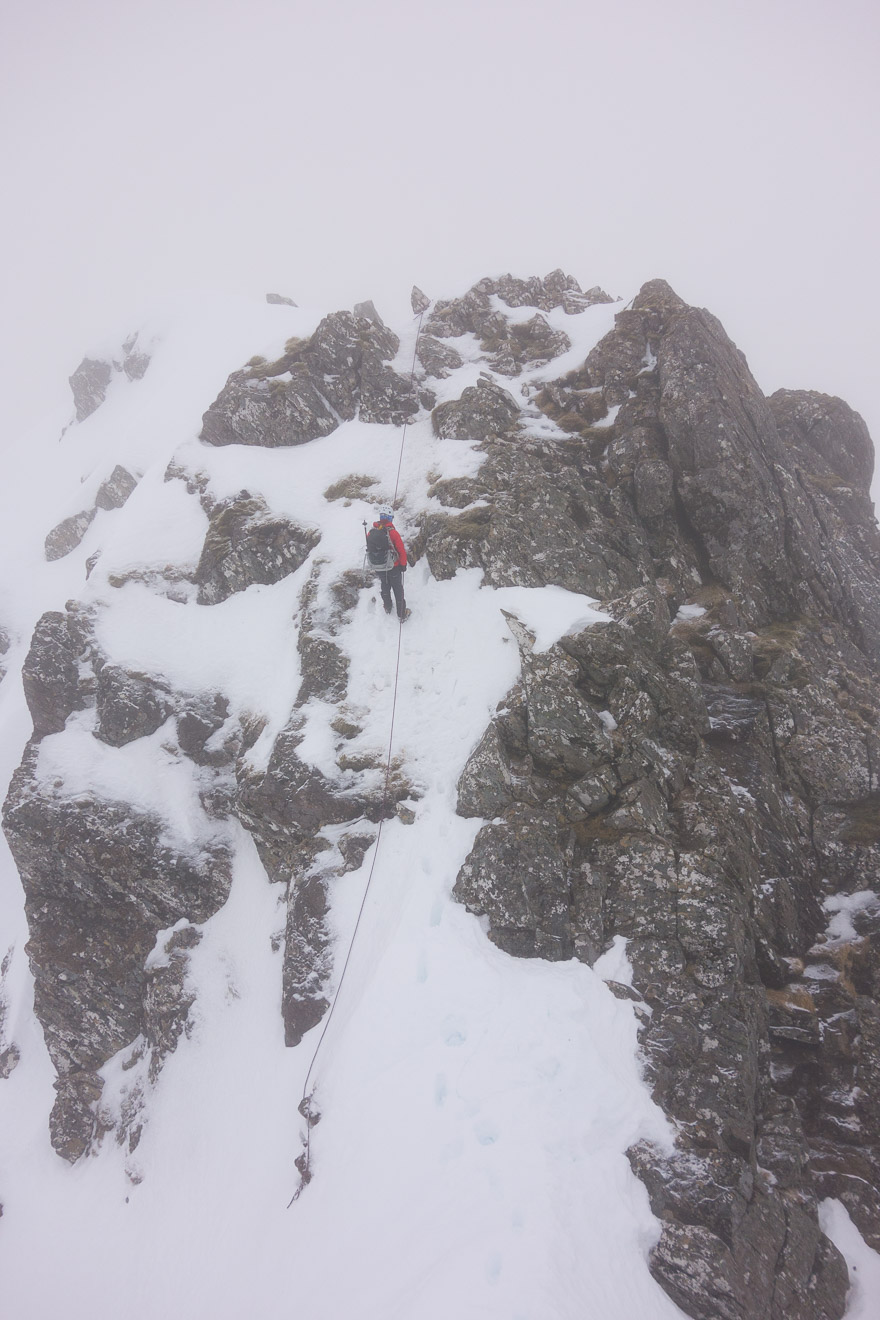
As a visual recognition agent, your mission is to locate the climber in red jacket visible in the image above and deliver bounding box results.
[366,506,408,619]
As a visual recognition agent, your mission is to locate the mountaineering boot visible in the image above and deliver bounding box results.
[384,602,393,614]
[398,608,412,622]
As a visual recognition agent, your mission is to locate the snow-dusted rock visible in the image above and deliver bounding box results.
[44,507,96,561]
[194,493,319,604]
[69,357,113,422]
[95,464,138,511]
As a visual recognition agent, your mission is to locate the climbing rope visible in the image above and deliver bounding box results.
[288,308,425,1205]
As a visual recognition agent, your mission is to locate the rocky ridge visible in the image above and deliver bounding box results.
[2,269,878,1319]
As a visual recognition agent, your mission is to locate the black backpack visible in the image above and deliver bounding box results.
[366,526,395,570]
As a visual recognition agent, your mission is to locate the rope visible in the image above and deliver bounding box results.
[288,308,425,1206]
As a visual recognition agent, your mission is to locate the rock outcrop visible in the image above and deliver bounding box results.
[199,309,418,449]
[434,278,880,1320]
[194,492,319,605]
[3,745,232,1161]
[44,464,139,562]
[69,336,150,422]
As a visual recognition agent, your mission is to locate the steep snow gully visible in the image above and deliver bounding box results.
[0,275,878,1320]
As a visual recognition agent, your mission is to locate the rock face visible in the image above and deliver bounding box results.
[434,278,880,1320]
[3,745,231,1161]
[199,309,418,448]
[194,493,320,605]
[69,337,150,421]
[44,464,139,562]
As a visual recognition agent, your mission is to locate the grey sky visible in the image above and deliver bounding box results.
[1,0,878,496]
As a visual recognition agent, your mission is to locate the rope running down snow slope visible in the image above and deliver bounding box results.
[288,309,425,1204]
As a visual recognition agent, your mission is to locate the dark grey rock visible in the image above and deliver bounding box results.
[94,665,174,747]
[416,335,463,380]
[353,300,384,327]
[121,334,151,381]
[411,285,431,315]
[296,563,351,705]
[45,508,97,561]
[432,378,520,442]
[194,492,319,605]
[200,309,417,447]
[95,465,138,511]
[2,751,232,1161]
[199,368,339,449]
[772,388,874,490]
[21,610,89,738]
[282,873,332,1047]
[266,292,298,307]
[69,358,113,422]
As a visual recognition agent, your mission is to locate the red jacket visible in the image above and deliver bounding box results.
[373,522,407,568]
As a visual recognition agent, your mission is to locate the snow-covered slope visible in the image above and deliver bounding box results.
[1,282,878,1320]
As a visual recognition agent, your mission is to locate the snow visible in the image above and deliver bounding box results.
[822,890,879,944]
[821,1200,880,1319]
[674,603,707,622]
[0,286,877,1319]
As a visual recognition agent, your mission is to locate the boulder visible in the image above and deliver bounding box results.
[69,358,112,422]
[95,465,138,511]
[44,508,96,561]
[194,493,319,604]
[2,751,231,1161]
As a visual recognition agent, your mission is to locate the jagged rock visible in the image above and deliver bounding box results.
[44,508,96,561]
[296,563,351,704]
[69,358,113,422]
[200,309,417,447]
[282,873,332,1047]
[0,948,19,1080]
[194,493,319,605]
[506,313,570,368]
[772,388,874,490]
[176,694,231,765]
[431,378,520,442]
[199,366,339,448]
[95,465,138,511]
[451,497,875,1320]
[425,287,496,340]
[418,440,652,598]
[94,665,174,747]
[454,807,576,959]
[416,335,463,379]
[121,334,151,381]
[353,300,384,327]
[266,292,298,307]
[235,720,368,884]
[2,750,232,1161]
[143,925,203,1056]
[21,609,90,738]
[411,285,431,315]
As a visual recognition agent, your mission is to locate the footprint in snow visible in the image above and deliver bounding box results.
[443,1016,467,1047]
[474,1119,499,1146]
[486,1251,502,1284]
[434,1074,447,1107]
[416,951,428,983]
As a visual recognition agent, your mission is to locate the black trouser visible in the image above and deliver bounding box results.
[378,566,406,617]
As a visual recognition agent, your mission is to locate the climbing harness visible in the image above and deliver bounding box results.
[288,308,425,1206]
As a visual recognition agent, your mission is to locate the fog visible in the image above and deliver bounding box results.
[1,0,877,496]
